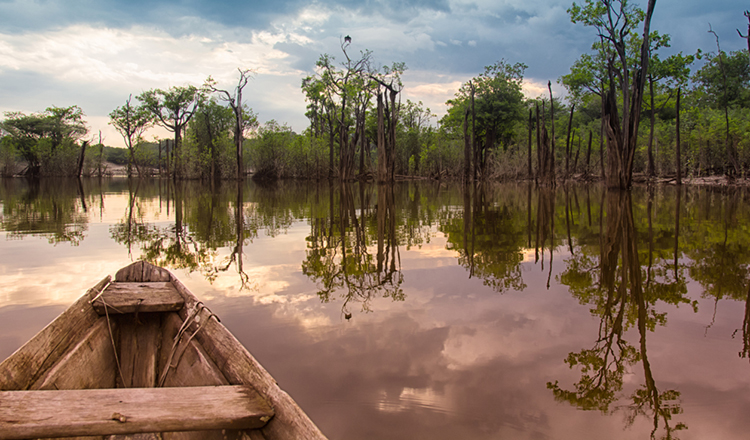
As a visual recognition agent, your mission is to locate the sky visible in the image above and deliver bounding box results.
[0,0,747,148]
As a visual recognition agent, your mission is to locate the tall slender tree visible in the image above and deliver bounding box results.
[138,85,201,180]
[570,0,658,189]
[109,95,153,177]
[207,69,254,181]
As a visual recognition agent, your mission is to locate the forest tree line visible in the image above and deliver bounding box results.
[0,2,748,188]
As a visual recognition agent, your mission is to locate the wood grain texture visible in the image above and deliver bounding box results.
[159,312,233,440]
[30,318,116,391]
[93,283,184,315]
[116,313,161,389]
[159,312,228,388]
[115,261,170,283]
[169,275,328,440]
[0,276,111,391]
[0,385,274,439]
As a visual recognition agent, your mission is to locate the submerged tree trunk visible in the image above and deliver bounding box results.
[647,75,656,177]
[328,109,335,180]
[538,102,555,188]
[676,87,682,185]
[604,0,657,189]
[77,141,88,178]
[548,82,556,184]
[377,92,387,183]
[585,130,593,177]
[528,109,533,179]
[464,107,471,182]
[472,83,478,181]
[536,103,542,183]
[565,103,575,179]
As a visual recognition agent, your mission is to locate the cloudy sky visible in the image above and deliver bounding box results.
[0,0,746,147]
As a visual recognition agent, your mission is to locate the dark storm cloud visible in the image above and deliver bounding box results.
[0,0,295,34]
[0,0,447,34]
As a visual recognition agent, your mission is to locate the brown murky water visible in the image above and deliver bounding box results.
[2,177,750,439]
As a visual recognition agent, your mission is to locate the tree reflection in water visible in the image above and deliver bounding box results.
[550,189,688,439]
[110,180,268,288]
[442,183,530,293]
[303,182,404,320]
[0,178,94,245]
[9,179,750,436]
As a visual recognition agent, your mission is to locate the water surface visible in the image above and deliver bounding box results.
[1,178,749,439]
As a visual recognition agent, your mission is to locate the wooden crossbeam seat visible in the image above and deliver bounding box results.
[92,282,185,315]
[0,385,274,439]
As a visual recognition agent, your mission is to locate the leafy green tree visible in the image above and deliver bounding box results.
[247,120,296,179]
[0,135,19,176]
[185,98,236,180]
[693,44,749,175]
[693,49,750,110]
[569,0,658,189]
[442,60,527,180]
[138,85,202,180]
[637,31,696,177]
[315,44,376,181]
[109,95,153,177]
[0,106,87,176]
[302,67,339,179]
[397,100,434,175]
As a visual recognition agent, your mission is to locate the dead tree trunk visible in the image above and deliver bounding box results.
[77,141,88,178]
[738,11,750,65]
[585,130,593,178]
[709,26,740,177]
[548,82,556,185]
[377,91,387,183]
[603,0,657,189]
[647,75,656,177]
[464,107,471,182]
[676,87,682,185]
[565,103,575,179]
[537,102,555,188]
[573,132,581,174]
[471,83,478,181]
[528,108,533,179]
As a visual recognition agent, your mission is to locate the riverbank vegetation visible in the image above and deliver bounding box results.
[1,3,748,188]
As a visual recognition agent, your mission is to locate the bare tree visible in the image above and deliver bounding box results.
[207,69,254,181]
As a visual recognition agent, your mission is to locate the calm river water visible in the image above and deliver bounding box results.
[1,177,750,439]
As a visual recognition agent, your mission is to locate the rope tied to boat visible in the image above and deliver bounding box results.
[98,295,128,389]
[157,301,219,387]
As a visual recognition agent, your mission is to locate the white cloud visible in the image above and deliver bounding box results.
[0,22,314,146]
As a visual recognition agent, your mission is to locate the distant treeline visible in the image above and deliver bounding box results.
[1,4,748,186]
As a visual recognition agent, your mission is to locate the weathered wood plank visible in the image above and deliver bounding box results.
[0,385,274,440]
[116,313,161,389]
[108,433,159,440]
[30,317,116,391]
[93,283,184,315]
[159,312,228,388]
[159,312,235,440]
[169,276,327,440]
[0,276,111,391]
[115,261,170,283]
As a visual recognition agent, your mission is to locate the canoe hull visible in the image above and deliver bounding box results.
[0,261,327,440]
